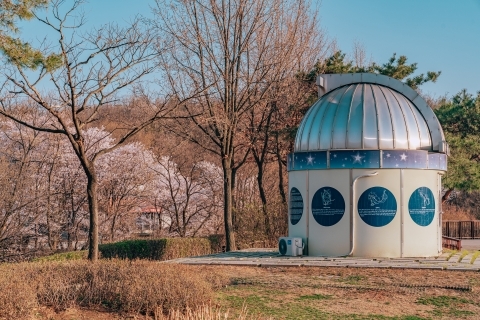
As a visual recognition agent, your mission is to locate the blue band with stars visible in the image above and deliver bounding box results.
[287,150,447,171]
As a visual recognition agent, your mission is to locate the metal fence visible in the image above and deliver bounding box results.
[442,236,462,250]
[443,220,480,239]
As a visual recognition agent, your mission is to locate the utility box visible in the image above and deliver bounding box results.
[278,237,303,256]
[286,73,447,258]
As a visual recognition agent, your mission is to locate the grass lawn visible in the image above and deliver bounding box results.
[214,266,480,319]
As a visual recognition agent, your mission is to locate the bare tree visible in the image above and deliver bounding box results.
[97,142,156,242]
[154,0,323,250]
[151,156,222,237]
[0,0,195,261]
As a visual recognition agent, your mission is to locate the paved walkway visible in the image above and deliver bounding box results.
[169,248,480,271]
[460,239,480,250]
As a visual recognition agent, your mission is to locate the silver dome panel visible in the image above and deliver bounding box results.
[295,83,436,152]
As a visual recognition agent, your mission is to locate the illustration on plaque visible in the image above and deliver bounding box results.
[358,186,397,227]
[289,187,304,225]
[312,187,345,227]
[321,188,335,206]
[418,189,430,207]
[368,190,388,206]
[408,187,435,227]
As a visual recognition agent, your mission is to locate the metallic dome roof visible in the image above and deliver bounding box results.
[294,74,447,153]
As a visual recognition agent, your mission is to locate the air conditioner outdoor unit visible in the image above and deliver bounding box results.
[278,237,303,256]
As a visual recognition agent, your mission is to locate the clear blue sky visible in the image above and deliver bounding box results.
[19,0,480,98]
[319,0,480,98]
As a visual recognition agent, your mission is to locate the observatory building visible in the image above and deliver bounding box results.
[287,73,448,258]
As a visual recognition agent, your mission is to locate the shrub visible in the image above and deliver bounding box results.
[0,264,37,320]
[32,250,87,262]
[0,260,227,318]
[99,238,212,260]
[35,260,217,314]
[156,304,260,320]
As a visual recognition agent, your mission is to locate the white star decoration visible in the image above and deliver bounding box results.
[386,153,391,158]
[333,154,337,158]
[306,155,314,165]
[351,152,364,164]
[400,153,408,161]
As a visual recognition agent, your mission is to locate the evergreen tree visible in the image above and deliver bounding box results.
[0,0,61,71]
[435,90,480,196]
[304,50,441,90]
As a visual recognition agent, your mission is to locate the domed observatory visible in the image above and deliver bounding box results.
[287,73,448,258]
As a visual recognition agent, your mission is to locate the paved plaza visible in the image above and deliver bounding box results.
[169,248,480,271]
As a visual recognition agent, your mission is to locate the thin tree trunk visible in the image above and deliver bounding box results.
[222,158,236,251]
[253,154,271,236]
[86,169,99,261]
[275,133,287,205]
[442,188,454,203]
[110,216,117,242]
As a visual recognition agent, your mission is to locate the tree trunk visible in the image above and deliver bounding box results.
[222,158,236,251]
[110,216,117,242]
[86,169,99,261]
[254,155,271,236]
[275,134,287,205]
[442,188,454,203]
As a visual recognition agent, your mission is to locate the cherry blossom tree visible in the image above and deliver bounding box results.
[0,0,201,260]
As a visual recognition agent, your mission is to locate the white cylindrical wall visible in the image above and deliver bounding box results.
[288,171,308,250]
[353,169,401,257]
[287,168,443,258]
[307,170,350,256]
[402,170,442,257]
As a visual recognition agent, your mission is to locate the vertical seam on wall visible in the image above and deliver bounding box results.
[400,169,404,257]
[361,84,365,149]
[306,170,310,255]
[350,168,353,253]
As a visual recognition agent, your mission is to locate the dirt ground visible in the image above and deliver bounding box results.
[35,265,480,319]
[215,266,480,319]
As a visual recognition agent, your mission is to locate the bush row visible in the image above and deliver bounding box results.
[0,260,227,319]
[98,237,217,260]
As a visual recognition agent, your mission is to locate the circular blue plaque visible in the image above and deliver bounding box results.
[409,187,435,226]
[289,187,303,225]
[358,187,397,227]
[311,187,345,226]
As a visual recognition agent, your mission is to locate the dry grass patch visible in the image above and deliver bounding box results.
[0,260,228,319]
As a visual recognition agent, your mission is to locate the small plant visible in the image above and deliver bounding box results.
[470,250,480,264]
[298,294,332,300]
[416,295,475,317]
[337,275,366,284]
[444,249,457,261]
[416,295,469,307]
[155,304,268,320]
[457,249,470,262]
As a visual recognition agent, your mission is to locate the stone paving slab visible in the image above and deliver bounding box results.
[168,249,480,271]
[461,254,473,264]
